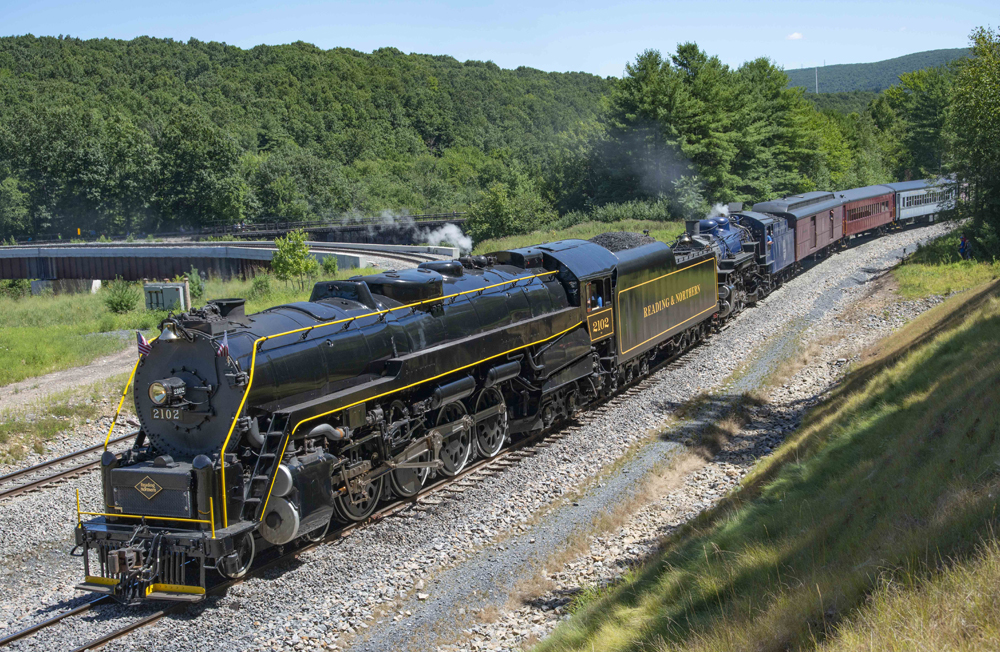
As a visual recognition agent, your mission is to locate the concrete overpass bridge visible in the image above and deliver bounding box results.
[0,241,457,282]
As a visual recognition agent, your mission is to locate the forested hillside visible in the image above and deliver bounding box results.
[785,48,968,92]
[0,35,609,236]
[805,91,878,114]
[0,34,994,249]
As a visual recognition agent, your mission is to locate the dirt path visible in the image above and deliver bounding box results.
[0,347,136,412]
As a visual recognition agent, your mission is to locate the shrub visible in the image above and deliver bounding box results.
[187,266,204,299]
[103,277,141,314]
[321,255,338,276]
[554,196,691,230]
[0,278,31,299]
[248,273,272,300]
[466,179,557,242]
[272,230,319,289]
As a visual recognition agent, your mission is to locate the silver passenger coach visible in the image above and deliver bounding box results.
[885,179,956,224]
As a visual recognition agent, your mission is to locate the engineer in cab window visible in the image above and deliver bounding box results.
[587,282,603,312]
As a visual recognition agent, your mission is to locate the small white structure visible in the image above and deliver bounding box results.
[144,282,190,311]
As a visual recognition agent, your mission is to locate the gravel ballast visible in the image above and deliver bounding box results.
[0,223,952,652]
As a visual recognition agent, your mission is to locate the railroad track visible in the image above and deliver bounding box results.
[208,241,443,266]
[240,242,444,266]
[1,339,697,650]
[308,245,441,265]
[0,433,134,501]
[0,596,113,648]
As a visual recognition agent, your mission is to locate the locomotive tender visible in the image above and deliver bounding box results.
[74,178,953,603]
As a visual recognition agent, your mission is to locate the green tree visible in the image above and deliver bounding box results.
[466,173,557,242]
[671,176,708,219]
[0,35,610,238]
[271,229,319,289]
[156,109,248,228]
[320,255,339,276]
[884,66,954,177]
[596,44,828,209]
[0,176,30,235]
[948,26,1000,249]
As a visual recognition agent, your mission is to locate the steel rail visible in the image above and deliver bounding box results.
[0,460,101,500]
[0,597,112,647]
[0,433,134,500]
[0,434,133,487]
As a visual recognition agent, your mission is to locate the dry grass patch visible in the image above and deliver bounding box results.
[821,538,1000,652]
[0,372,133,462]
[478,603,501,624]
[764,341,822,389]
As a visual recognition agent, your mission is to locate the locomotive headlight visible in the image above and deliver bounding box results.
[148,382,168,405]
[148,377,186,405]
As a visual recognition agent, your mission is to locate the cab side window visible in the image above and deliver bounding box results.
[586,280,609,312]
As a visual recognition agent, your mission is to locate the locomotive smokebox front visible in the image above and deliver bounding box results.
[134,323,247,460]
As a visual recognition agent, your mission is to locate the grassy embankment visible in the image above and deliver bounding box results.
[472,220,686,255]
[0,269,365,388]
[538,274,1000,649]
[895,231,1000,298]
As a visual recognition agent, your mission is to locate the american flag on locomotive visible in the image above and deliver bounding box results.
[136,331,152,357]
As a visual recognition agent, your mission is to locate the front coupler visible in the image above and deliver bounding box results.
[74,518,250,604]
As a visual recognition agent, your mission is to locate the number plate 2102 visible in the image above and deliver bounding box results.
[151,407,181,421]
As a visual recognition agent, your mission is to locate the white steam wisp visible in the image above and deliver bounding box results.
[707,203,730,219]
[422,223,473,255]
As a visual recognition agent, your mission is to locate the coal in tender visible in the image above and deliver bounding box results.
[589,231,657,253]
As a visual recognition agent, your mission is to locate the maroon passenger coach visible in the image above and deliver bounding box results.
[838,185,895,237]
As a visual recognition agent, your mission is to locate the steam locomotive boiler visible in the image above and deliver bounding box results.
[74,236,724,603]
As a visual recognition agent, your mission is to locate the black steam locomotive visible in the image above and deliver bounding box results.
[75,231,753,603]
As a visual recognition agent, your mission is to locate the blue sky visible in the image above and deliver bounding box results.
[2,0,991,75]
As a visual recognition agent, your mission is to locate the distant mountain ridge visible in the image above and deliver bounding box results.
[786,48,969,93]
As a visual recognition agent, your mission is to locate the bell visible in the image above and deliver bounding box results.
[158,322,180,341]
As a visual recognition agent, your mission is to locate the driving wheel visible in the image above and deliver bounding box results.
[334,475,384,523]
[437,401,471,476]
[386,401,430,498]
[473,388,508,458]
[218,531,255,579]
